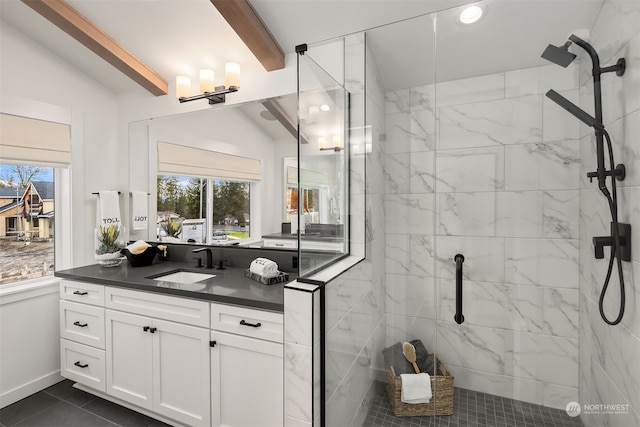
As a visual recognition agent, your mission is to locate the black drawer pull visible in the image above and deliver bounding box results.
[149,327,157,334]
[73,321,88,328]
[143,326,150,332]
[74,361,88,368]
[240,320,262,328]
[73,291,88,296]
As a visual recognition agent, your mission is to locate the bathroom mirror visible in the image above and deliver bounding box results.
[127,93,348,256]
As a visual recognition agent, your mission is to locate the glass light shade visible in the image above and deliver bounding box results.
[460,5,483,24]
[332,134,341,148]
[199,69,216,93]
[225,62,241,88]
[318,136,327,149]
[176,75,191,99]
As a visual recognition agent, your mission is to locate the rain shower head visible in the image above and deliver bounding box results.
[541,41,576,67]
[545,89,603,130]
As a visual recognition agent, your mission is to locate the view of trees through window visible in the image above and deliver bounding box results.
[157,176,250,243]
[0,163,55,285]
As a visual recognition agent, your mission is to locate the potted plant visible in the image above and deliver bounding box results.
[95,224,126,266]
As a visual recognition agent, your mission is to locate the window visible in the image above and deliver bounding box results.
[157,175,251,244]
[0,163,55,285]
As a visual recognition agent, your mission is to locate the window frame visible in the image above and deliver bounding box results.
[156,174,256,246]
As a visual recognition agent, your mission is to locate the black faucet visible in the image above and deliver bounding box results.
[192,247,213,268]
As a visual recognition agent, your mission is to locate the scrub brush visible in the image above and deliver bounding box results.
[402,341,420,374]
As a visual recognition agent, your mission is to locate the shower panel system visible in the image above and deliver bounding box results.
[542,34,631,325]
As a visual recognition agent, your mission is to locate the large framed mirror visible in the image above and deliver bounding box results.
[127,92,349,271]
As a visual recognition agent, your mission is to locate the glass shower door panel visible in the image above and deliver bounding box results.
[297,51,349,277]
[432,0,580,417]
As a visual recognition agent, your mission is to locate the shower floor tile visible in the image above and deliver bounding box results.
[363,381,584,427]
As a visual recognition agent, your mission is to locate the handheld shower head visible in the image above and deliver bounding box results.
[545,89,603,130]
[541,40,576,67]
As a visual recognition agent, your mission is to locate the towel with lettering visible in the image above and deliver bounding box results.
[131,191,149,231]
[97,191,121,227]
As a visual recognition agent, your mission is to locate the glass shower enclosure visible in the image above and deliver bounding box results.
[318,0,640,425]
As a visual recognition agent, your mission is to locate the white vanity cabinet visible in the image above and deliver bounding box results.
[210,303,284,427]
[59,280,107,392]
[105,288,211,427]
[59,279,285,427]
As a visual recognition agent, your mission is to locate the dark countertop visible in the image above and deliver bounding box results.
[55,261,292,312]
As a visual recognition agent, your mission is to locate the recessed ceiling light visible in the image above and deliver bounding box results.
[459,5,483,24]
[320,104,331,112]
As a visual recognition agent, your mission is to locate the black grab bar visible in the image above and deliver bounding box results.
[454,254,465,324]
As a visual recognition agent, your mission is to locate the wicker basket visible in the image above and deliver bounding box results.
[385,354,454,417]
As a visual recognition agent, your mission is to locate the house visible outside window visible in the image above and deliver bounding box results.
[0,163,55,285]
[157,175,250,244]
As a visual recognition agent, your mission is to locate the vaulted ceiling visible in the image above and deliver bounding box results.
[1,0,605,96]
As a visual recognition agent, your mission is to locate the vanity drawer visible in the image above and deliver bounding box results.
[60,280,104,306]
[105,287,209,327]
[60,339,106,392]
[60,300,105,349]
[262,238,297,249]
[211,303,283,343]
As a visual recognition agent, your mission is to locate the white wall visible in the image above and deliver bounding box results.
[0,22,121,407]
[1,23,121,268]
[0,16,302,408]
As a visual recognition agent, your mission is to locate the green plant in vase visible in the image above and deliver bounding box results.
[161,218,182,238]
[95,224,125,258]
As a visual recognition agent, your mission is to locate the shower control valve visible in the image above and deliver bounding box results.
[593,222,632,262]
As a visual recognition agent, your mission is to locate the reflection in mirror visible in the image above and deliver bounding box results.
[297,51,350,276]
[128,92,348,260]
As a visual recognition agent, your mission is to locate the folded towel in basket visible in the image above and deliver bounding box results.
[400,373,432,404]
[382,340,435,375]
[250,257,279,278]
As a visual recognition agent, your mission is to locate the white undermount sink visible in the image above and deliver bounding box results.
[152,271,216,284]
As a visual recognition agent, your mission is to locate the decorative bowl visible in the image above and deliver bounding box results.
[121,245,159,267]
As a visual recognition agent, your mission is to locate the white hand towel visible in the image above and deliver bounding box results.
[250,257,279,278]
[400,373,432,404]
[131,191,149,231]
[97,191,121,227]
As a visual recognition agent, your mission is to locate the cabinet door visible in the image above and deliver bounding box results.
[211,331,283,427]
[105,310,153,410]
[152,319,211,427]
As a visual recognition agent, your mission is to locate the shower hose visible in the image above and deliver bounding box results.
[599,128,625,325]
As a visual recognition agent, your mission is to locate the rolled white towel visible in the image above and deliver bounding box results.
[250,257,279,278]
[126,240,151,255]
[400,373,432,404]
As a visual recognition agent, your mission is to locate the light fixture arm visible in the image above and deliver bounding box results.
[179,85,239,105]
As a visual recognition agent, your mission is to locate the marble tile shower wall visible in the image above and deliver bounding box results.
[324,35,388,427]
[578,1,640,426]
[384,63,584,409]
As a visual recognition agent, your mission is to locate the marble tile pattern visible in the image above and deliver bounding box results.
[323,34,388,427]
[577,2,640,426]
[383,58,586,411]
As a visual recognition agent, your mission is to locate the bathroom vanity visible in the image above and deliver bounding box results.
[56,261,288,427]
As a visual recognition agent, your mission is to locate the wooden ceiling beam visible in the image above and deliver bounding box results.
[210,0,285,71]
[21,0,168,96]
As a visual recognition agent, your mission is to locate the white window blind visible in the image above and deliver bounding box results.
[0,113,71,165]
[157,141,261,181]
[286,166,329,186]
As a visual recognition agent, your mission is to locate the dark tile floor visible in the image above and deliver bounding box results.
[0,380,172,427]
[364,381,585,427]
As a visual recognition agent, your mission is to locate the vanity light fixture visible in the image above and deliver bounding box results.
[320,104,331,112]
[319,134,342,152]
[177,62,240,104]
